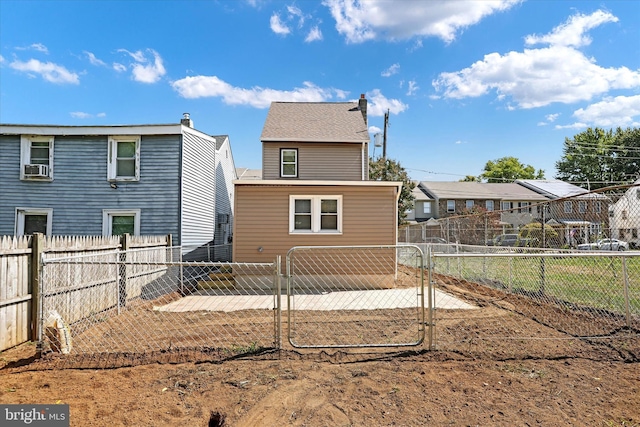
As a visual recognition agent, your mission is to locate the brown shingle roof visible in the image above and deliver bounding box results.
[260,101,369,143]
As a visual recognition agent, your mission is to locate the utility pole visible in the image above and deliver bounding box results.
[382,109,389,160]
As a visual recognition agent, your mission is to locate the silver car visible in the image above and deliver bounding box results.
[577,238,629,251]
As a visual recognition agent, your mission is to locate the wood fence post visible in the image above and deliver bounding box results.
[30,233,44,343]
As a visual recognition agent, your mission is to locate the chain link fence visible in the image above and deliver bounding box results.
[419,245,639,361]
[400,183,640,250]
[40,246,278,367]
[286,245,426,348]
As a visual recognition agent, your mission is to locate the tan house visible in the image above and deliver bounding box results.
[233,95,402,264]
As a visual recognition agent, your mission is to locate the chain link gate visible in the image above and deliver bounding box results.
[285,245,428,348]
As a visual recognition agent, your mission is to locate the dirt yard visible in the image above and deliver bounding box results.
[0,343,638,427]
[1,272,638,426]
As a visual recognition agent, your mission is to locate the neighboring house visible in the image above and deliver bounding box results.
[515,179,610,245]
[0,115,231,259]
[233,95,402,263]
[405,184,433,223]
[415,181,547,223]
[213,135,236,248]
[235,168,262,180]
[608,180,640,248]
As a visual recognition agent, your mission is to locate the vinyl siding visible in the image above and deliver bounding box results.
[0,134,181,238]
[214,139,236,246]
[181,130,216,252]
[262,142,365,180]
[233,184,398,263]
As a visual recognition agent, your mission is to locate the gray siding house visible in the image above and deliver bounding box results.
[0,116,222,258]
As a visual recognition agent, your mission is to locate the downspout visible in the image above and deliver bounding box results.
[362,142,366,180]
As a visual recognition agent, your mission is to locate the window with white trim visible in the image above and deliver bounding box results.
[446,200,455,213]
[108,135,140,181]
[280,149,298,178]
[486,200,494,211]
[595,201,601,213]
[465,200,474,210]
[578,201,587,214]
[20,136,54,180]
[15,208,53,235]
[102,209,141,236]
[289,196,342,233]
[564,201,572,213]
[423,202,432,214]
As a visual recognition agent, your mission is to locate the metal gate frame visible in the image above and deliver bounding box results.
[284,245,429,349]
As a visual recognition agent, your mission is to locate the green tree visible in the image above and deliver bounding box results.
[369,156,416,224]
[554,127,640,189]
[460,175,479,182]
[480,156,545,183]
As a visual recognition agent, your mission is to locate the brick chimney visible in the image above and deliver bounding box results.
[358,94,367,125]
[180,112,193,128]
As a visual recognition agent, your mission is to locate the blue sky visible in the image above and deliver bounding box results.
[1,0,639,182]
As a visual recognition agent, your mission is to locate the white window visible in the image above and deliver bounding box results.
[102,209,140,236]
[595,201,601,213]
[501,202,513,211]
[578,201,587,214]
[108,136,140,181]
[519,202,530,213]
[564,201,572,213]
[20,136,54,180]
[15,208,53,236]
[423,202,431,214]
[281,149,298,178]
[289,196,342,234]
[485,200,494,211]
[446,200,455,213]
[466,200,474,210]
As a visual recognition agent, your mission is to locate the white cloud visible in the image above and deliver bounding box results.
[554,122,588,130]
[0,55,4,64]
[323,0,520,44]
[172,77,344,108]
[84,51,106,67]
[9,58,79,84]
[525,10,618,48]
[406,80,419,96]
[287,5,305,28]
[70,112,92,119]
[368,125,382,134]
[432,10,640,109]
[305,26,323,42]
[537,113,560,126]
[270,14,291,35]
[381,63,400,77]
[570,95,640,128]
[365,89,408,116]
[117,49,166,83]
[16,43,49,54]
[70,111,107,119]
[113,63,126,72]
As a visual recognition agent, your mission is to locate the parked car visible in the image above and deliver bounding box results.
[577,238,629,251]
[486,234,532,247]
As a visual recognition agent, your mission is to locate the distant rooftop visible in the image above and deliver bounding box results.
[236,168,262,180]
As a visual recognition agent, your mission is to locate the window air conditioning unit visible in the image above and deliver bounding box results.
[217,214,229,224]
[24,164,49,177]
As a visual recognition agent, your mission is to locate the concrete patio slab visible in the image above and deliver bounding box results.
[154,287,476,313]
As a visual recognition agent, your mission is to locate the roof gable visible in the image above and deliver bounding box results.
[260,101,369,143]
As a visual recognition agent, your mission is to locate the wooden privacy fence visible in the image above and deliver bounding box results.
[0,233,171,352]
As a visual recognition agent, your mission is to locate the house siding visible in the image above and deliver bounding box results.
[181,130,216,252]
[214,138,236,247]
[262,142,365,181]
[0,134,181,238]
[233,184,398,263]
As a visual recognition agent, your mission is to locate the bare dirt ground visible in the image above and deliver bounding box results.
[1,273,639,427]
